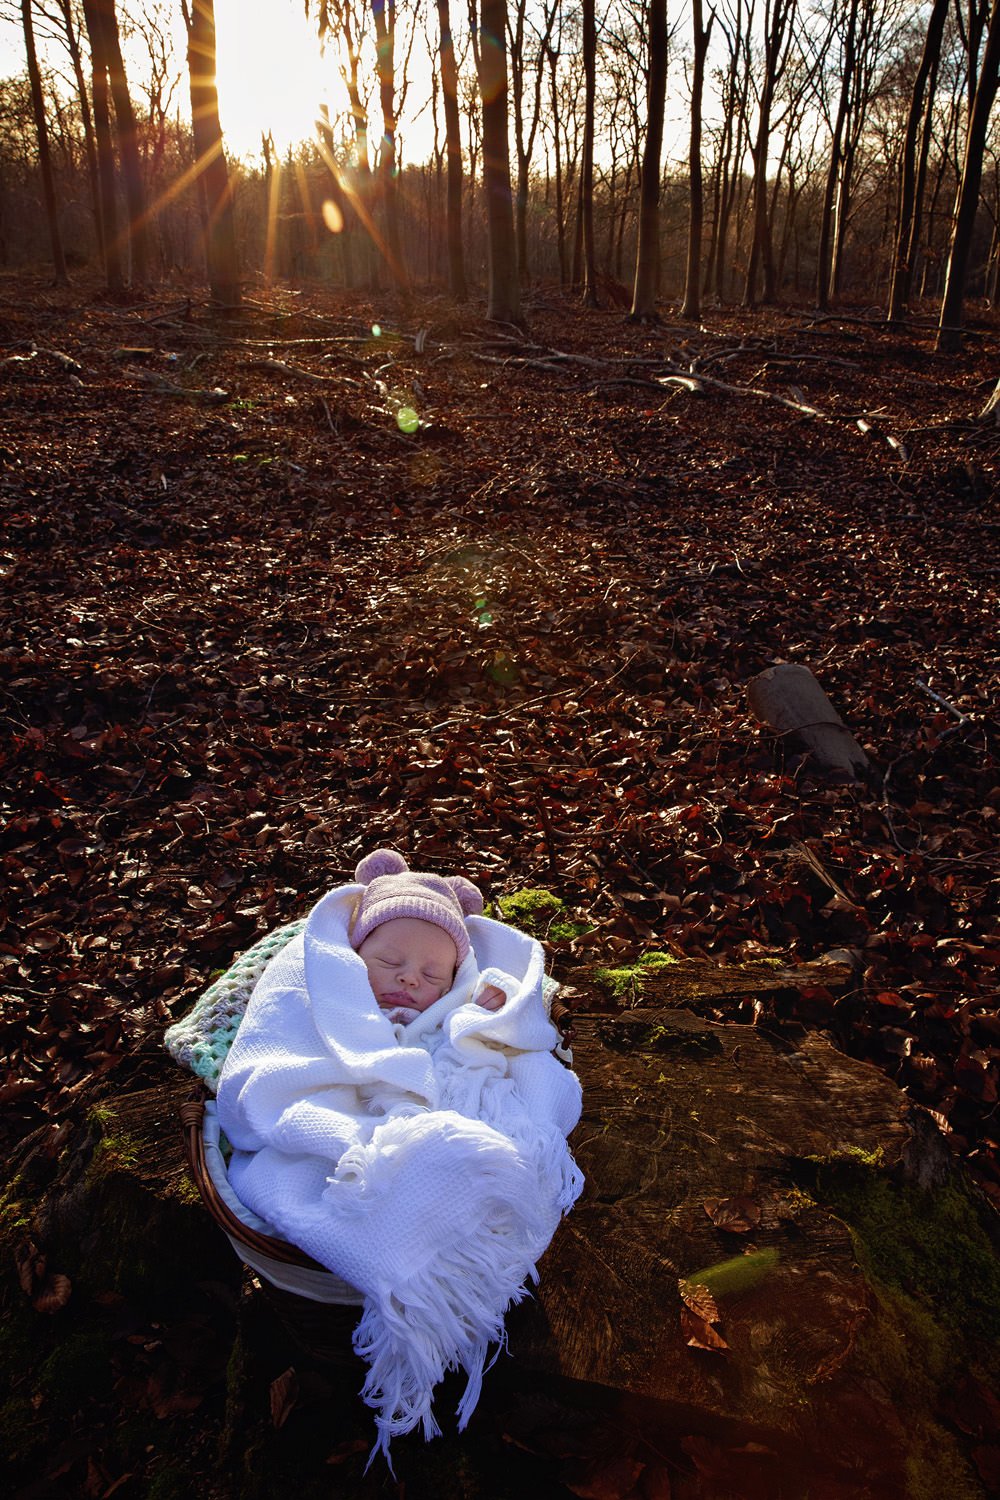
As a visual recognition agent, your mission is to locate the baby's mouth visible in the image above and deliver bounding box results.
[380,991,413,1005]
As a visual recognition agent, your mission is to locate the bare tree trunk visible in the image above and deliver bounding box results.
[547,44,566,286]
[830,135,855,297]
[184,0,241,307]
[887,0,949,322]
[22,0,68,283]
[744,0,794,308]
[372,0,407,290]
[436,0,467,297]
[56,0,103,267]
[681,0,712,319]
[343,18,378,290]
[317,104,354,287]
[709,0,748,304]
[82,0,121,290]
[937,0,1000,351]
[92,0,149,282]
[580,0,598,305]
[816,0,858,311]
[630,0,667,319]
[478,0,520,322]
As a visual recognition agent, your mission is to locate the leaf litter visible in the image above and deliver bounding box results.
[2,277,999,1185]
[1,274,999,1496]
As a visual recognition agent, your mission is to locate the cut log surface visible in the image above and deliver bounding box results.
[3,959,994,1499]
[747,662,871,777]
[508,1001,934,1491]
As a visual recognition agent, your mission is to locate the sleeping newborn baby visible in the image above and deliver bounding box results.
[214,848,583,1460]
[349,850,509,1033]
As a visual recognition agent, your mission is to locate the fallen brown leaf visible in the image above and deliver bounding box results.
[270,1366,299,1429]
[703,1194,761,1233]
[33,1271,72,1313]
[677,1277,720,1323]
[680,1306,729,1352]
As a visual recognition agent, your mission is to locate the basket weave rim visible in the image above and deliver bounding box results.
[182,1091,330,1272]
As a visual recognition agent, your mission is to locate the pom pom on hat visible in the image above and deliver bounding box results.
[355,849,409,883]
[350,849,484,963]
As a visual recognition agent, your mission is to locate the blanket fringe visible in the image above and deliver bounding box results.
[336,1112,559,1461]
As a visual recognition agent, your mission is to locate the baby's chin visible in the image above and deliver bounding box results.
[378,992,439,1013]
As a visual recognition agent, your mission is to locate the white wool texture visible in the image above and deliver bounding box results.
[216,884,583,1460]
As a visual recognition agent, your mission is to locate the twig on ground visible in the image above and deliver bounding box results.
[915,677,972,725]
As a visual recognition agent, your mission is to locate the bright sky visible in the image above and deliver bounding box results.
[0,0,434,164]
[212,0,345,159]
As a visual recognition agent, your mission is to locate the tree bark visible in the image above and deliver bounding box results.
[339,9,379,290]
[81,0,121,291]
[92,0,149,283]
[317,104,354,288]
[185,0,241,307]
[55,0,104,269]
[372,0,407,291]
[547,43,567,286]
[580,0,598,306]
[436,0,467,298]
[478,0,521,323]
[887,0,949,322]
[680,0,712,320]
[744,0,794,308]
[22,0,68,284]
[937,0,1000,351]
[630,0,668,319]
[816,0,858,311]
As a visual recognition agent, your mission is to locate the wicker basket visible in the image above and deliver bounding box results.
[174,919,572,1312]
[182,1094,364,1305]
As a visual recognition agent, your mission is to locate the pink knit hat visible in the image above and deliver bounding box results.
[348,849,484,964]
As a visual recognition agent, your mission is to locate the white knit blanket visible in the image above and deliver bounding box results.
[216,883,583,1459]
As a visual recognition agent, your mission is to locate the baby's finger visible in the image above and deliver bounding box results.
[476,985,506,1011]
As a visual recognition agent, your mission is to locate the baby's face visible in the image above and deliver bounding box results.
[357,917,458,1014]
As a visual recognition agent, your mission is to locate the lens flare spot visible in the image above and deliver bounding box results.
[322,198,345,234]
[396,405,420,434]
[372,324,382,337]
[409,451,442,486]
[488,651,518,686]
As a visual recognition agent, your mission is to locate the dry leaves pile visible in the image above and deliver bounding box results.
[2,275,999,1220]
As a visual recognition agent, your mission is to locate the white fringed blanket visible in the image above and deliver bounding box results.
[216,883,583,1459]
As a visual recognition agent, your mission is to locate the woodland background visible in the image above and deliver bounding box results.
[2,0,1000,341]
[3,2,1000,1495]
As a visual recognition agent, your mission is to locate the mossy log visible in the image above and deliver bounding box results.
[509,1003,1000,1496]
[3,962,999,1499]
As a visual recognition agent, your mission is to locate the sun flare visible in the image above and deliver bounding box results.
[214,0,342,160]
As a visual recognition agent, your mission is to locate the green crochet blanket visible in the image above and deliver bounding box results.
[164,920,561,1093]
[163,920,305,1092]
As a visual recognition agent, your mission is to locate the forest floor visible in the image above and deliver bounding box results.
[1,269,999,1494]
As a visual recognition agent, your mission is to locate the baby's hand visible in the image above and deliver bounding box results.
[475,984,507,1013]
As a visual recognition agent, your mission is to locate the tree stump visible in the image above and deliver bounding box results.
[3,962,999,1499]
[747,662,871,778]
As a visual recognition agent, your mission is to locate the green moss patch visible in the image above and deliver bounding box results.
[489,888,593,942]
[496,888,563,931]
[594,950,679,1001]
[808,1154,1000,1498]
[812,1158,1000,1362]
[38,1325,114,1414]
[684,1249,781,1298]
